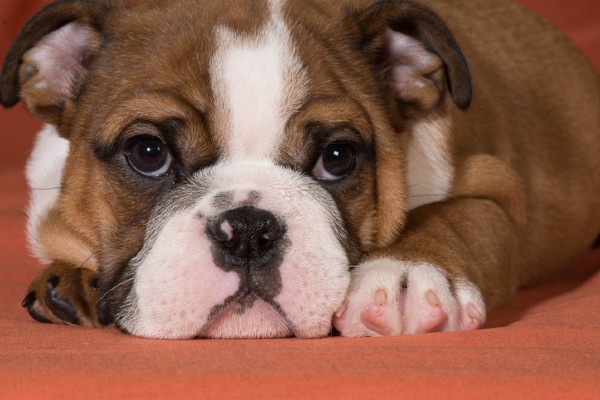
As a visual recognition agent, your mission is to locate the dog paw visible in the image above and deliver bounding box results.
[22,262,101,327]
[333,259,485,337]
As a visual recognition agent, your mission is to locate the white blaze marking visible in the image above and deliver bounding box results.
[210,0,307,162]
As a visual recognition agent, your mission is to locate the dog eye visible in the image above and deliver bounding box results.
[125,136,173,177]
[312,142,357,181]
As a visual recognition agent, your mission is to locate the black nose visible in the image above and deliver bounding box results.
[207,206,285,267]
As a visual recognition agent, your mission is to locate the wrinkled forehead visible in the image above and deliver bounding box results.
[90,0,309,159]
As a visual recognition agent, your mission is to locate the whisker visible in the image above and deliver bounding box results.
[407,193,447,198]
[79,251,100,269]
[31,186,63,191]
[95,277,136,307]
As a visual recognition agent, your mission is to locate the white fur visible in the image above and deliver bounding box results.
[335,258,485,337]
[25,124,70,263]
[407,115,454,209]
[210,1,307,162]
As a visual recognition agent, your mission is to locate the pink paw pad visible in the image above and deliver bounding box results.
[415,290,448,333]
[359,289,392,336]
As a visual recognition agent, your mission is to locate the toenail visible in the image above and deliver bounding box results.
[22,291,37,308]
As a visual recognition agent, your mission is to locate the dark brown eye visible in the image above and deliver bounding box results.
[312,142,357,181]
[125,135,173,177]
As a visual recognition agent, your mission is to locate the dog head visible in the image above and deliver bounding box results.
[1,0,470,338]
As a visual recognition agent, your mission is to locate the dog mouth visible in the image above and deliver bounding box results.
[199,288,294,339]
[209,285,286,319]
[234,292,259,314]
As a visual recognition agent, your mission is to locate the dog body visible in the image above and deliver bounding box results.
[2,0,599,338]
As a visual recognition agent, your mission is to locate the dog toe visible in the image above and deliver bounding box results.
[45,274,81,325]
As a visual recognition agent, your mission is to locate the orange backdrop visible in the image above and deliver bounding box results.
[1,2,599,399]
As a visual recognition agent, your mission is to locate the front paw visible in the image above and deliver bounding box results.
[22,262,101,327]
[333,259,485,337]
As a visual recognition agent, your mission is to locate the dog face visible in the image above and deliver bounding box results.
[2,0,471,338]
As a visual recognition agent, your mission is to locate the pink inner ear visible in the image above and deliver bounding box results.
[385,28,438,68]
[383,28,445,112]
[385,28,442,91]
[23,21,97,102]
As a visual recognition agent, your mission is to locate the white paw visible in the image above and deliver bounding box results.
[333,258,486,337]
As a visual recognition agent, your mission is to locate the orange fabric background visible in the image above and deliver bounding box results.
[1,1,599,399]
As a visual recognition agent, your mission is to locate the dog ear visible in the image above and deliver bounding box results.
[0,0,128,126]
[355,0,472,119]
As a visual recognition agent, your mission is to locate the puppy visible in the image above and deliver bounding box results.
[2,0,599,339]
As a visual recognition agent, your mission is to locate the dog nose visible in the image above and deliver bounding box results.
[207,206,285,266]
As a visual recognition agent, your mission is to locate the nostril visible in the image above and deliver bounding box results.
[223,233,239,249]
[257,220,282,248]
[207,206,286,262]
[257,231,276,252]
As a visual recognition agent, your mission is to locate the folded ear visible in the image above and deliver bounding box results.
[0,0,128,127]
[355,0,472,118]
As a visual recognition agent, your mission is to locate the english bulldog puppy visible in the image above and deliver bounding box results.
[2,0,599,339]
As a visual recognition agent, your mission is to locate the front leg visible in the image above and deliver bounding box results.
[22,261,102,327]
[335,195,523,337]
